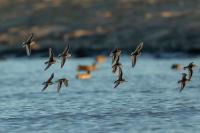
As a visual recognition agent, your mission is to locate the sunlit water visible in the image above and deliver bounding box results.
[0,56,200,133]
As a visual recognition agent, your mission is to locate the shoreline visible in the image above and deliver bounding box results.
[1,52,199,59]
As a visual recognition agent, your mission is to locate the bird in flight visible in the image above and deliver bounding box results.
[42,73,54,92]
[58,42,71,68]
[112,54,121,74]
[178,73,189,92]
[130,42,143,68]
[55,78,69,93]
[22,33,34,56]
[114,66,126,88]
[110,48,121,65]
[44,48,56,71]
[184,62,197,81]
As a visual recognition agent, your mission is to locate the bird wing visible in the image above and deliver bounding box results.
[180,82,185,92]
[111,55,115,64]
[66,42,70,53]
[44,64,51,71]
[48,48,52,58]
[188,69,193,81]
[131,55,137,68]
[26,33,34,43]
[114,81,120,88]
[57,81,62,93]
[137,42,143,52]
[64,80,68,87]
[61,57,66,68]
[112,55,120,67]
[42,84,48,92]
[25,45,31,56]
[48,73,54,82]
[49,48,55,60]
[118,66,123,79]
[112,65,118,73]
[62,42,70,55]
[132,42,143,55]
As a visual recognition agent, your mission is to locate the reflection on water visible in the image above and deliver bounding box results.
[0,56,200,133]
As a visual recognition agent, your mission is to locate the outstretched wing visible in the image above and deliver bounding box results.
[132,42,143,55]
[112,55,120,67]
[65,42,70,53]
[44,64,51,71]
[188,69,193,81]
[25,45,31,56]
[114,81,120,88]
[26,33,34,43]
[57,81,62,93]
[49,48,54,60]
[137,42,143,52]
[118,66,123,79]
[179,82,185,92]
[131,55,137,68]
[61,57,66,68]
[42,84,48,92]
[48,73,54,82]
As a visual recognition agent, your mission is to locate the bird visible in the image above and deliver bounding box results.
[42,73,54,92]
[112,63,121,73]
[55,78,68,93]
[22,33,34,56]
[184,62,197,81]
[110,48,121,65]
[178,73,189,92]
[112,55,121,73]
[44,48,56,71]
[130,42,143,68]
[110,48,122,73]
[78,63,97,72]
[114,66,126,88]
[58,42,71,68]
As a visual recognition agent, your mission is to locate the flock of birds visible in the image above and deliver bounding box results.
[109,42,143,88]
[178,62,197,92]
[21,33,198,93]
[22,33,70,93]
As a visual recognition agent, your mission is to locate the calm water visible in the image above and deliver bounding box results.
[0,56,200,133]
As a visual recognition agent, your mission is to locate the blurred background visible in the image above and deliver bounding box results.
[0,0,200,57]
[1,1,200,132]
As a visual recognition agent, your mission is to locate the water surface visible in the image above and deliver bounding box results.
[0,56,200,133]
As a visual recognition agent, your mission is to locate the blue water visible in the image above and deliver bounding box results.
[0,56,200,133]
